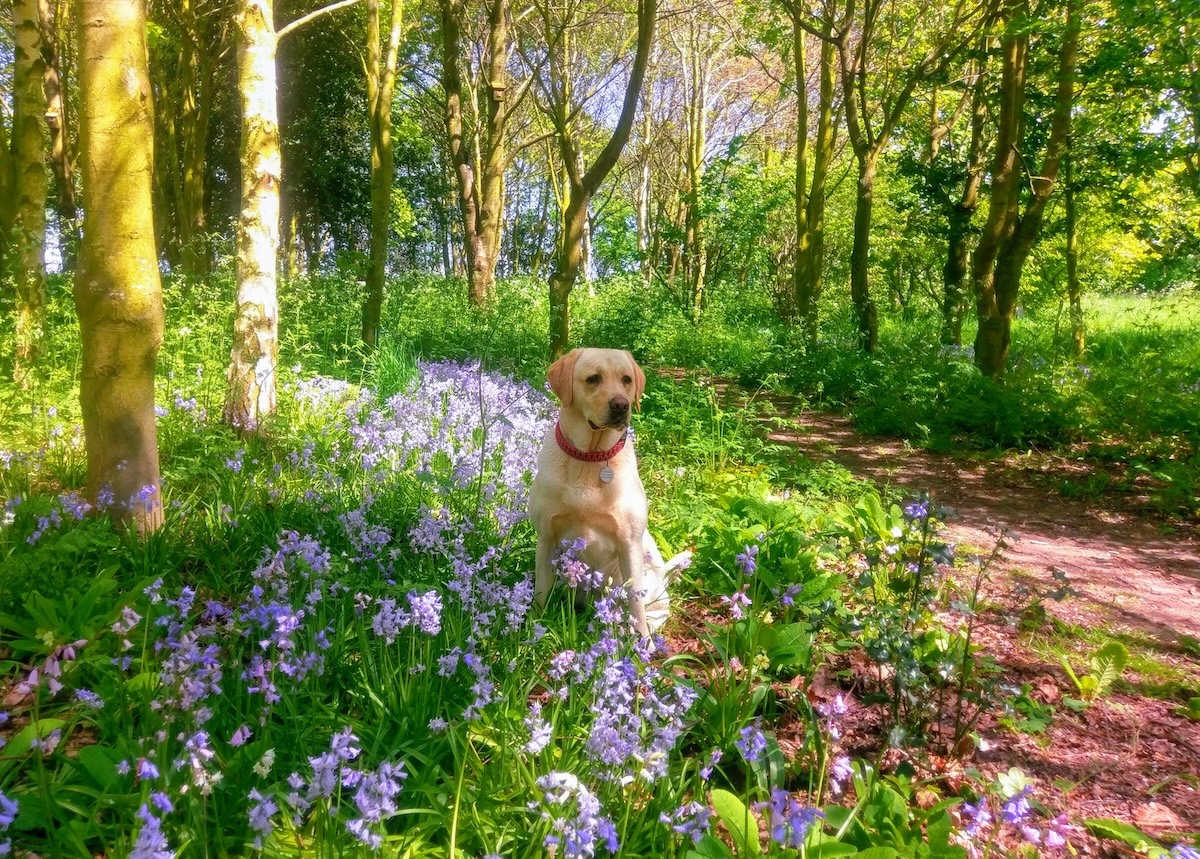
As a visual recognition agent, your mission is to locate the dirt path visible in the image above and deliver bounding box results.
[768,410,1200,648]
[680,376,1200,841]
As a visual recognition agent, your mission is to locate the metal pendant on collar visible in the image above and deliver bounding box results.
[599,465,614,483]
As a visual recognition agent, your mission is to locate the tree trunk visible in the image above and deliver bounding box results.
[849,151,879,352]
[227,0,281,431]
[795,35,836,341]
[76,0,166,533]
[548,192,588,357]
[362,0,406,347]
[474,0,508,299]
[180,8,219,278]
[441,0,484,303]
[0,107,11,272]
[941,63,988,346]
[1064,149,1084,356]
[12,0,48,386]
[974,0,1078,379]
[546,0,657,358]
[39,0,80,269]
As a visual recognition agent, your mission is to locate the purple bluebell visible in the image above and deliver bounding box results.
[736,720,768,764]
[660,801,711,844]
[756,789,823,848]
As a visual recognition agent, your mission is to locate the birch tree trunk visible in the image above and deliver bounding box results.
[362,0,407,347]
[12,0,48,385]
[227,0,281,431]
[76,0,165,533]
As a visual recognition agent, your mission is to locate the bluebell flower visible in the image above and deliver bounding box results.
[700,748,723,781]
[1170,845,1200,859]
[0,792,17,827]
[130,804,171,859]
[660,801,711,844]
[735,544,759,576]
[535,772,618,858]
[248,789,277,849]
[524,702,553,754]
[756,789,823,848]
[720,587,751,621]
[736,719,768,764]
[1000,787,1032,825]
[408,590,443,635]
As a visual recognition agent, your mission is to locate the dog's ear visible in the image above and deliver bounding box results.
[625,351,646,409]
[547,349,580,407]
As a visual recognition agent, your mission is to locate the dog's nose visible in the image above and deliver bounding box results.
[609,397,630,419]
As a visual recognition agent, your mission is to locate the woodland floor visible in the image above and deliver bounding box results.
[668,372,1200,855]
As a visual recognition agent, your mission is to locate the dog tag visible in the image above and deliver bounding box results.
[599,465,614,483]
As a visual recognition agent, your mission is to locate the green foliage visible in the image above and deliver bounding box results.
[1060,641,1129,707]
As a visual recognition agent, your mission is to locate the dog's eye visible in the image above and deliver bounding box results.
[586,374,601,385]
[622,375,632,385]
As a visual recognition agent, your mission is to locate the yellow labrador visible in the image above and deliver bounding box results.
[530,348,687,637]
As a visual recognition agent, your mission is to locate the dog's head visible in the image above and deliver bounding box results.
[547,348,646,431]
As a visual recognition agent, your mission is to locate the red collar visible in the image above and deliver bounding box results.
[555,422,627,463]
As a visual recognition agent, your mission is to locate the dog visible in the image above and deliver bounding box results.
[529,348,688,637]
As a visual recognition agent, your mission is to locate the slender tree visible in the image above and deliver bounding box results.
[226,0,362,431]
[539,0,657,358]
[39,0,80,267]
[971,0,1079,378]
[796,0,986,351]
[149,0,231,277]
[361,0,408,346]
[784,0,838,339]
[11,0,49,385]
[940,63,989,346]
[76,0,166,533]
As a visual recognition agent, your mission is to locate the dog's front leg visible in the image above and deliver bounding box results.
[618,542,650,639]
[534,531,557,609]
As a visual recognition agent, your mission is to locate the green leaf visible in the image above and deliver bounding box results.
[75,745,122,790]
[5,718,67,757]
[1172,697,1200,720]
[807,844,860,858]
[1084,818,1161,851]
[852,848,901,859]
[711,789,761,856]
[686,834,736,859]
[1088,642,1129,697]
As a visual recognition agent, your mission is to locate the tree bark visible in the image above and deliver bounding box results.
[973,0,1078,379]
[12,0,48,385]
[441,0,510,306]
[547,0,657,358]
[941,62,988,346]
[39,0,80,269]
[794,23,836,341]
[1064,148,1084,357]
[76,0,166,533]
[848,150,879,352]
[227,0,281,431]
[440,0,484,302]
[362,0,406,347]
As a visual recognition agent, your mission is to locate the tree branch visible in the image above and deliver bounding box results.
[277,0,363,41]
